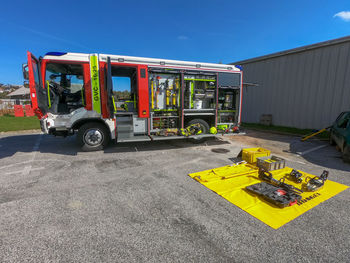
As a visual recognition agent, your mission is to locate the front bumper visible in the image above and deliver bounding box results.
[40,118,49,134]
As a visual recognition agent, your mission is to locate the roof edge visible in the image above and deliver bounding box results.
[231,35,350,65]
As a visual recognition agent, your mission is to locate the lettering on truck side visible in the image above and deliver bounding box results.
[89,55,101,114]
[92,65,99,102]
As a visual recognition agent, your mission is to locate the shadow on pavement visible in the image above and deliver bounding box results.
[1,133,230,159]
[233,129,350,172]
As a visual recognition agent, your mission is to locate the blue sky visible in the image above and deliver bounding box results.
[1,0,350,85]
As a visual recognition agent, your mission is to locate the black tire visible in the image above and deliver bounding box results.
[77,122,110,151]
[329,131,336,146]
[343,145,350,163]
[186,119,210,144]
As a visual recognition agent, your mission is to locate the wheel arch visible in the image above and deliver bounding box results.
[184,115,215,127]
[71,118,110,135]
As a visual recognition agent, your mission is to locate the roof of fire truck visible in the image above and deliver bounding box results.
[43,52,242,72]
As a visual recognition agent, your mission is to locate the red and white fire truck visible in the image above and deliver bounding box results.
[23,51,242,151]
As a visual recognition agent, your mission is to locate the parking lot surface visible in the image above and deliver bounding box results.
[0,130,349,262]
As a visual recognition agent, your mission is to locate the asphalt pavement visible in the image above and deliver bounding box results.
[0,130,349,262]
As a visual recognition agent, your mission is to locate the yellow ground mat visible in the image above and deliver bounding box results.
[189,164,348,229]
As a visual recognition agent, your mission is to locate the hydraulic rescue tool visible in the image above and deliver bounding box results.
[245,168,303,208]
[305,170,329,191]
[258,168,303,195]
[288,169,303,183]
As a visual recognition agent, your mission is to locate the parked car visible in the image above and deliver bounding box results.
[329,111,350,163]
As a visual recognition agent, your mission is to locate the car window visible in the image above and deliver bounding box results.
[346,114,350,129]
[338,113,350,129]
[336,112,346,122]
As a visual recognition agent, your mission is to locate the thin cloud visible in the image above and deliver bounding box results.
[11,22,89,49]
[334,11,350,21]
[177,35,189,40]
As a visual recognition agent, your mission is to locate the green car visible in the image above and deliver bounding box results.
[330,111,350,163]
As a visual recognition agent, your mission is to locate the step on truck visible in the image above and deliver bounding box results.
[23,51,243,151]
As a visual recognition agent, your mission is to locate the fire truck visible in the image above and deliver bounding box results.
[23,51,243,151]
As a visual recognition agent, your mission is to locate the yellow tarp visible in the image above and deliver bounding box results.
[189,165,348,229]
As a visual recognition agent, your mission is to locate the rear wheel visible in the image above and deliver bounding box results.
[186,119,210,144]
[77,122,110,151]
[343,145,350,163]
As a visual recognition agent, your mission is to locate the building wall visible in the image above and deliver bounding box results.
[238,41,350,129]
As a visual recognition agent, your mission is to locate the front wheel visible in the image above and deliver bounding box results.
[77,122,110,151]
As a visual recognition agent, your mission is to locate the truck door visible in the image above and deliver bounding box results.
[105,57,116,118]
[137,65,149,118]
[27,51,47,116]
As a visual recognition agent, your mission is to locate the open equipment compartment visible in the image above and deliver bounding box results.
[217,72,241,131]
[148,70,181,134]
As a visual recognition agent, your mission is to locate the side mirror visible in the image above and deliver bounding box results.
[22,63,29,80]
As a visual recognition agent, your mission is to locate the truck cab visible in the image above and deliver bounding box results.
[24,51,243,151]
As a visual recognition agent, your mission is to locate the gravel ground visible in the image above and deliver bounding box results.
[0,130,349,262]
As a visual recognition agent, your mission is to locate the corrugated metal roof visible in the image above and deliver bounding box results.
[232,35,350,65]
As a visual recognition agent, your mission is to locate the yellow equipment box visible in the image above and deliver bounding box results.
[242,148,271,164]
[189,165,348,229]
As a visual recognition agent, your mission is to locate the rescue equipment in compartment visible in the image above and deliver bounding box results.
[156,128,179,137]
[246,182,302,208]
[305,170,329,191]
[151,78,155,109]
[155,76,161,109]
[217,124,229,133]
[165,79,170,108]
[210,127,218,134]
[180,123,202,137]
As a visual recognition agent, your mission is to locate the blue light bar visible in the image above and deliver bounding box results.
[45,52,67,56]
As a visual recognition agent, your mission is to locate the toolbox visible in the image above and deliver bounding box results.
[242,148,271,164]
[257,155,286,171]
[246,182,302,208]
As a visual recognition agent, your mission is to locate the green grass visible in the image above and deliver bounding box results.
[241,122,330,139]
[0,116,40,132]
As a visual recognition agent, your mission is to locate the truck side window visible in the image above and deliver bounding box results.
[111,66,137,112]
[45,63,85,114]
